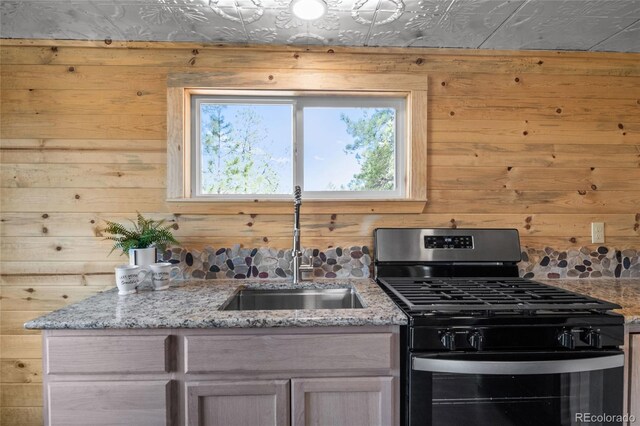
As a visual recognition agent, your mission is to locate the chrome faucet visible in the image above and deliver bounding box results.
[292,186,313,284]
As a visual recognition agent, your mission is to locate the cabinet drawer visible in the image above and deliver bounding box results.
[46,335,170,374]
[185,332,393,374]
[48,380,172,426]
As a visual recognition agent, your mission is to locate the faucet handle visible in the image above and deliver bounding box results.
[299,264,314,273]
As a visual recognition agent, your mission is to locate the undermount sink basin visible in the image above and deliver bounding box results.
[220,287,364,311]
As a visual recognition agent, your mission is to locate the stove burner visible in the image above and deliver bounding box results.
[377,278,621,313]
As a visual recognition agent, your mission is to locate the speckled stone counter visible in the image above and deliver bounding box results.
[541,279,640,325]
[24,279,407,330]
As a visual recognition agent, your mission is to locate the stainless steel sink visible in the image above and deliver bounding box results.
[220,287,364,311]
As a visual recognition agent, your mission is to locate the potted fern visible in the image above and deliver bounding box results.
[103,213,179,268]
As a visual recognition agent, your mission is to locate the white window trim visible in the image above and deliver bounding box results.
[190,94,407,201]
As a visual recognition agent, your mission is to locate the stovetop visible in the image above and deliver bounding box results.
[373,228,622,323]
[377,277,621,315]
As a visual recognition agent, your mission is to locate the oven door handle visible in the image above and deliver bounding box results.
[412,354,624,375]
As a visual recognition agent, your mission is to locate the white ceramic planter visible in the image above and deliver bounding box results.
[129,247,158,268]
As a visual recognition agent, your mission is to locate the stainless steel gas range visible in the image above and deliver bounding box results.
[374,228,625,426]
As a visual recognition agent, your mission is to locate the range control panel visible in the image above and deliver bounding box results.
[424,235,474,249]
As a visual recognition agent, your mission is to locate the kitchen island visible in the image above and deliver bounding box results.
[25,279,406,426]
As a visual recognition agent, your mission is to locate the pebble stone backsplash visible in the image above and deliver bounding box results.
[518,246,640,280]
[165,245,639,281]
[163,245,372,280]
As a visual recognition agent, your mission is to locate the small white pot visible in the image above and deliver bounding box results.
[129,247,158,268]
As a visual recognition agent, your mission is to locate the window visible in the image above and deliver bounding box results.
[191,95,405,199]
[166,70,428,214]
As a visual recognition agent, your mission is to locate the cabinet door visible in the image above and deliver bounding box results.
[48,380,172,426]
[630,334,640,422]
[186,380,290,426]
[291,376,394,426]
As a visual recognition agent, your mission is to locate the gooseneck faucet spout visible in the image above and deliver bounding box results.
[292,186,312,284]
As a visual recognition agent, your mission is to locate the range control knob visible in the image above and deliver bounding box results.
[558,330,575,349]
[440,331,456,351]
[582,330,602,348]
[468,331,485,351]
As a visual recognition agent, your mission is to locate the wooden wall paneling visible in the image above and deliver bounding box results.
[431,96,640,122]
[0,311,48,335]
[428,73,640,100]
[0,163,166,188]
[1,358,43,383]
[1,89,166,116]
[3,45,639,76]
[2,212,638,239]
[0,113,167,139]
[428,143,640,168]
[1,40,639,424]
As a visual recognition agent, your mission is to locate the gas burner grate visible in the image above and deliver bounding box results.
[377,278,621,313]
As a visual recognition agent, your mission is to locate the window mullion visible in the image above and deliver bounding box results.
[293,99,304,192]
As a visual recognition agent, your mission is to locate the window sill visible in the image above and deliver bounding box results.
[165,198,427,214]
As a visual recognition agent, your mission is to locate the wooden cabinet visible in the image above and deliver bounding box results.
[629,332,640,423]
[186,380,289,426]
[292,377,393,426]
[48,381,173,426]
[42,326,400,426]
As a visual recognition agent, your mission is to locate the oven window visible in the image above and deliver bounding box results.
[411,352,624,426]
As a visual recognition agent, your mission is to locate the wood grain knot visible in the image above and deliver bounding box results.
[56,246,62,251]
[555,108,562,114]
[327,49,334,53]
[537,60,543,65]
[514,77,520,83]
[441,81,446,86]
[449,111,455,116]
[51,46,58,52]
[74,194,80,199]
[570,237,577,243]
[192,49,199,55]
[331,214,337,220]
[618,123,624,129]
[189,57,196,66]
[522,131,528,136]
[104,38,112,45]
[263,237,269,242]
[137,91,143,96]
[293,53,300,59]
[68,66,75,72]
[577,190,587,195]
[42,227,48,234]
[42,213,49,219]
[246,222,253,227]
[268,75,274,80]
[591,184,597,190]
[415,58,424,65]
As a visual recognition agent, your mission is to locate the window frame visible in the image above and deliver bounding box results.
[166,70,428,214]
[191,94,406,200]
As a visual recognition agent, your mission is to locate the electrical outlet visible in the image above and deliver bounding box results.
[591,222,605,244]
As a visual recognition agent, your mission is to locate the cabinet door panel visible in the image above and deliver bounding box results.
[47,335,170,374]
[630,334,640,422]
[184,333,393,374]
[48,380,172,426]
[186,380,289,426]
[291,376,394,426]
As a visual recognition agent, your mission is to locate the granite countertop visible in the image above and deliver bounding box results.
[541,279,640,325]
[24,279,408,330]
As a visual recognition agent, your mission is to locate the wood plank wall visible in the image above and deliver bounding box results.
[1,40,639,424]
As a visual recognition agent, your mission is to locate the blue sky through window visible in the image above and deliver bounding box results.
[198,101,396,194]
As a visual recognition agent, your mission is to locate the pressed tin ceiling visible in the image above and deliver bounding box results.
[1,0,639,52]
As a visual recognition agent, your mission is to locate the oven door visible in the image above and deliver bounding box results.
[410,350,624,426]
